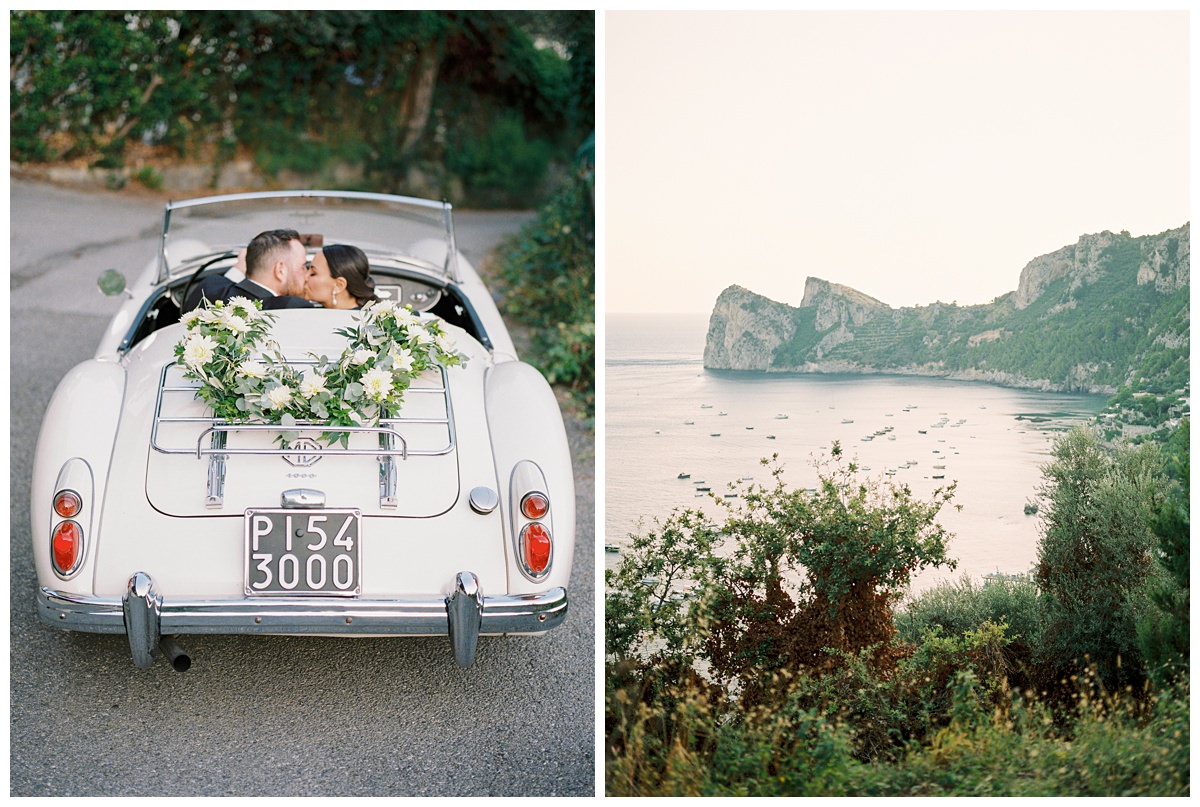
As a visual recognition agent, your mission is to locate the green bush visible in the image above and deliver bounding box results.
[133,167,164,190]
[898,574,1042,651]
[492,159,594,416]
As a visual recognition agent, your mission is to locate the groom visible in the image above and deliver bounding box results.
[183,228,316,312]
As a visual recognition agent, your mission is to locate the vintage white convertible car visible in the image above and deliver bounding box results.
[32,191,574,670]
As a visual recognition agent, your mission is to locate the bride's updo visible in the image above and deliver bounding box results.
[322,244,379,306]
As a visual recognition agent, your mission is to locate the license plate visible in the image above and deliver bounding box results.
[244,509,361,596]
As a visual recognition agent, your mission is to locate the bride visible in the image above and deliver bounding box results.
[305,244,380,310]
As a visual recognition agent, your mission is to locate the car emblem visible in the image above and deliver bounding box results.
[283,437,323,467]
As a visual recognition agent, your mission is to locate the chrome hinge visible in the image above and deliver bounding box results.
[379,430,398,509]
[205,431,227,509]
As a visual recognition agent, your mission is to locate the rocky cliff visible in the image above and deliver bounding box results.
[703,223,1190,396]
[704,285,795,371]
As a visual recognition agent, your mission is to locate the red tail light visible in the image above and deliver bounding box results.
[52,520,83,575]
[54,490,82,518]
[521,523,551,575]
[520,492,550,520]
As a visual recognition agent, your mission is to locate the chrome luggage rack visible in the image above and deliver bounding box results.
[151,362,456,510]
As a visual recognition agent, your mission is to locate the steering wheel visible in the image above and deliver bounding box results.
[178,252,238,312]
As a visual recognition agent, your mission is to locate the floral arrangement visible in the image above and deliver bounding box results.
[174,297,465,445]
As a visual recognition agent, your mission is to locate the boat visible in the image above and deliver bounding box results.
[604,544,620,554]
[745,425,754,430]
[718,411,728,416]
[841,418,854,424]
[766,435,776,440]
[696,486,711,492]
[677,473,691,479]
[683,420,695,425]
[774,414,789,420]
[700,404,713,409]
[710,433,721,437]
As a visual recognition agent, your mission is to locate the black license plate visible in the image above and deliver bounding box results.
[244,509,361,596]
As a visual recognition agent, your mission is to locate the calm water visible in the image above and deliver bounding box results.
[605,313,1107,593]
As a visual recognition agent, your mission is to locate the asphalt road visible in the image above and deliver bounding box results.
[8,178,597,797]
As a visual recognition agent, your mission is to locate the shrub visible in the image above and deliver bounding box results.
[491,157,594,416]
[1034,427,1169,686]
[898,574,1042,653]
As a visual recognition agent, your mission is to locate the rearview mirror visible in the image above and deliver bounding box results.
[98,269,127,297]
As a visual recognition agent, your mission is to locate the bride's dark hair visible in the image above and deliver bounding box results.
[322,244,378,305]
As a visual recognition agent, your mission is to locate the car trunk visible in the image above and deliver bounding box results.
[88,309,511,601]
[145,310,463,517]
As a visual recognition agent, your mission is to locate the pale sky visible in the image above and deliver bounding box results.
[604,11,1190,313]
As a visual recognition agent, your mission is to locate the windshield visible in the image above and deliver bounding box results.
[159,191,458,284]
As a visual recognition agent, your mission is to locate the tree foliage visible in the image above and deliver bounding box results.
[1034,426,1169,685]
[1138,419,1189,686]
[606,448,959,700]
[10,10,594,206]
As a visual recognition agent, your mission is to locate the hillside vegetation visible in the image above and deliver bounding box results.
[708,225,1189,441]
[10,10,593,207]
[606,429,1190,796]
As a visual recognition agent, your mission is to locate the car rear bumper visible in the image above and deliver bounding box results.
[37,570,567,669]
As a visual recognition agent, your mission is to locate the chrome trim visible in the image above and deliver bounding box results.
[205,430,227,509]
[123,572,162,669]
[152,363,454,460]
[159,191,459,284]
[38,582,568,640]
[379,431,398,509]
[281,489,325,508]
[446,572,483,667]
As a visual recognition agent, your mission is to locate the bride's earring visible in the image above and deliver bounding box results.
[333,289,338,306]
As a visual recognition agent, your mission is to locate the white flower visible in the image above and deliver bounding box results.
[218,310,248,333]
[351,349,375,366]
[372,299,396,316]
[227,296,257,318]
[435,331,457,356]
[348,409,364,425]
[265,385,293,410]
[361,367,393,401]
[181,309,204,328]
[389,346,414,373]
[392,306,420,327]
[300,370,328,399]
[409,327,433,346]
[183,334,218,370]
[237,359,267,378]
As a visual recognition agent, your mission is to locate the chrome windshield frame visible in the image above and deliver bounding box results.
[158,190,458,285]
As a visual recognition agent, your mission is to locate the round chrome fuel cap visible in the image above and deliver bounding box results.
[469,486,499,514]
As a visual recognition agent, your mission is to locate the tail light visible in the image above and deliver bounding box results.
[510,461,554,582]
[54,490,82,518]
[49,464,90,580]
[51,519,83,576]
[520,492,549,520]
[521,523,552,575]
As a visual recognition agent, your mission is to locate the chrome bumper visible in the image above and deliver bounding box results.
[37,570,568,669]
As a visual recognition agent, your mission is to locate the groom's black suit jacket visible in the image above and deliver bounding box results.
[183,274,316,312]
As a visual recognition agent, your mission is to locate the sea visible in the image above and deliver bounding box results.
[604,313,1108,595]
